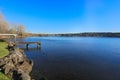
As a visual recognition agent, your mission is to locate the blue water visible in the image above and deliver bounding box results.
[18,37,120,80]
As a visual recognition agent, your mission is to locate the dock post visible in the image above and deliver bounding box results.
[37,43,41,48]
[26,44,29,49]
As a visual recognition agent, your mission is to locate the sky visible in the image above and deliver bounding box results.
[0,0,120,33]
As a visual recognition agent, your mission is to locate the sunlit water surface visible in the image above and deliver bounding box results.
[18,37,120,80]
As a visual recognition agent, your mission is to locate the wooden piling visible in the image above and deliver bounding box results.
[17,42,41,49]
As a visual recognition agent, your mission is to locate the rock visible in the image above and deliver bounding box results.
[0,47,33,80]
[18,69,31,80]
[8,42,16,51]
[4,60,15,74]
[16,60,33,74]
[21,72,31,80]
[0,59,5,66]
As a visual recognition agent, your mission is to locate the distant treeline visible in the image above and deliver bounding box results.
[55,32,120,37]
[30,32,120,37]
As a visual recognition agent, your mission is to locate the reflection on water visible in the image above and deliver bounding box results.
[18,37,120,80]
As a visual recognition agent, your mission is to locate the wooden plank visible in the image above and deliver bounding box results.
[0,34,17,42]
[16,42,41,49]
[17,42,41,45]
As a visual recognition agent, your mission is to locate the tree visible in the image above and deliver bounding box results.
[9,24,17,34]
[0,13,26,35]
[0,13,9,33]
[17,24,26,36]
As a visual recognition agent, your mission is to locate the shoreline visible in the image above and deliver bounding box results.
[0,42,33,80]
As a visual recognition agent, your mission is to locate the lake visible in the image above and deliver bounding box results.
[18,37,120,80]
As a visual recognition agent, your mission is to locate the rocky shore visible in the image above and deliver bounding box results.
[0,42,33,80]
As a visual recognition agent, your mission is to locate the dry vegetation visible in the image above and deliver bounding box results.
[0,13,26,36]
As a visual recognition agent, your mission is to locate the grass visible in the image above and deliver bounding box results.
[0,41,9,58]
[0,72,10,80]
[0,40,10,80]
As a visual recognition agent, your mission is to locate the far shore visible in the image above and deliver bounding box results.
[25,32,120,38]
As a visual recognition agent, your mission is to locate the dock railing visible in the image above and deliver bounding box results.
[0,34,17,42]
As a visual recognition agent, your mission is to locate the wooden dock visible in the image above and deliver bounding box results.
[17,42,41,49]
[0,34,17,42]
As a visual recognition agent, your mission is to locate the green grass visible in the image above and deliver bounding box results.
[0,72,10,80]
[0,41,10,80]
[0,41,9,58]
